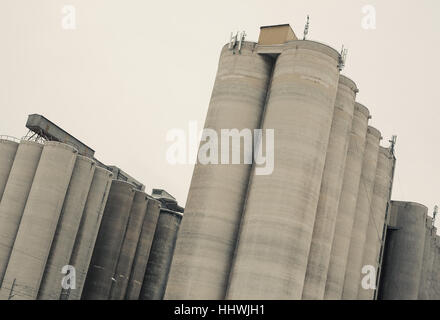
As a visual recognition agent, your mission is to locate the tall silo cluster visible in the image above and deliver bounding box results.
[165,24,398,300]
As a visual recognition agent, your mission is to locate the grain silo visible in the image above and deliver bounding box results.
[165,41,274,299]
[125,197,161,300]
[325,103,370,299]
[109,191,148,300]
[62,167,113,300]
[379,201,427,299]
[0,140,43,288]
[227,40,340,300]
[0,139,18,200]
[0,142,77,300]
[343,126,381,299]
[302,75,358,300]
[418,217,436,300]
[358,146,394,300]
[81,180,135,300]
[141,209,182,300]
[37,155,96,300]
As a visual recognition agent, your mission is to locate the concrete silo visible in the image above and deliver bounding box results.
[141,209,182,300]
[165,42,274,300]
[417,217,436,300]
[342,126,381,299]
[125,198,161,300]
[302,75,358,300]
[379,201,427,300]
[0,142,77,300]
[227,40,340,300]
[357,146,393,300]
[62,167,112,300]
[325,103,370,300]
[81,180,135,300]
[37,156,96,300]
[0,139,18,200]
[0,140,43,289]
[109,191,148,300]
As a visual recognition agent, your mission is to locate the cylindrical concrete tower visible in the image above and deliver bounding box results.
[227,40,340,300]
[37,156,96,300]
[0,139,18,201]
[141,209,182,300]
[0,141,43,289]
[109,191,148,300]
[63,167,113,300]
[357,146,393,300]
[125,198,161,300]
[302,75,358,300]
[0,142,77,300]
[417,217,436,300]
[325,103,370,299]
[81,180,135,300]
[165,42,274,300]
[342,126,381,299]
[379,201,427,300]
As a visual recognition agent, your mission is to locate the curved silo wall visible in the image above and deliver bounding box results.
[81,180,135,300]
[226,40,340,300]
[0,140,43,290]
[325,103,370,299]
[342,126,381,299]
[165,41,274,300]
[62,167,112,300]
[302,75,357,300]
[141,209,182,300]
[379,201,427,300]
[0,139,18,201]
[0,142,77,300]
[357,146,393,300]
[417,217,436,300]
[37,156,96,300]
[431,236,440,299]
[125,198,161,300]
[109,191,148,300]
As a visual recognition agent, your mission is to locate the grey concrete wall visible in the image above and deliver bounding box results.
[302,75,357,300]
[109,191,148,300]
[0,142,77,300]
[81,180,135,300]
[0,141,43,290]
[37,156,95,300]
[165,42,274,300]
[358,146,393,300]
[62,167,112,300]
[227,40,340,300]
[325,103,370,299]
[380,201,427,300]
[417,217,436,300]
[0,139,18,201]
[343,126,381,299]
[141,209,182,300]
[125,198,161,300]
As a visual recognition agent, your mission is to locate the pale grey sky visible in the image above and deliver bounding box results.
[0,0,439,227]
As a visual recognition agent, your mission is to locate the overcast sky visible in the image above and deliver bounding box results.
[0,0,439,227]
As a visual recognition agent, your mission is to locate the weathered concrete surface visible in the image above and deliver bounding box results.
[141,209,182,300]
[302,75,357,300]
[0,139,18,201]
[0,142,77,300]
[165,42,274,300]
[343,126,381,299]
[109,191,148,300]
[62,167,112,300]
[325,103,370,300]
[125,198,161,300]
[379,201,427,300]
[38,156,95,300]
[81,180,135,300]
[358,146,393,300]
[0,141,43,290]
[417,217,436,300]
[227,41,340,300]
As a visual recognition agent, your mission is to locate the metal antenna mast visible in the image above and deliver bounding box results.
[433,205,438,226]
[338,45,348,71]
[303,15,310,40]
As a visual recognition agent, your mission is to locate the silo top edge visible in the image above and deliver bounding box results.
[0,138,19,145]
[339,75,358,92]
[95,166,113,177]
[160,208,183,218]
[367,126,382,139]
[76,154,96,165]
[283,40,341,61]
[391,200,429,212]
[221,41,257,53]
[110,179,137,190]
[44,140,78,153]
[354,102,370,118]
